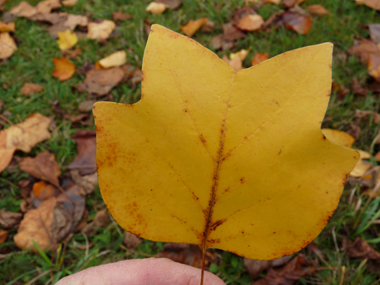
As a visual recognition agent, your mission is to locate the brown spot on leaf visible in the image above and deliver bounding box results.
[322,135,326,140]
[240,177,245,183]
[199,134,206,144]
[209,219,225,232]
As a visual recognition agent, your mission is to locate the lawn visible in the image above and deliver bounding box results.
[1,0,380,284]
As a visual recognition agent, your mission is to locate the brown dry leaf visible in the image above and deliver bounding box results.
[2,113,51,153]
[263,255,316,285]
[14,197,57,252]
[155,0,182,9]
[70,170,98,195]
[251,53,269,66]
[368,53,380,80]
[200,20,215,33]
[52,57,75,81]
[356,0,380,10]
[36,0,61,14]
[78,100,96,112]
[10,1,37,18]
[87,20,116,41]
[305,4,330,16]
[67,130,96,175]
[349,39,380,64]
[98,50,127,68]
[83,67,124,95]
[263,0,282,4]
[19,83,44,96]
[33,181,57,200]
[0,146,15,173]
[62,45,82,59]
[244,256,291,279]
[31,12,66,25]
[180,17,208,37]
[222,49,249,71]
[82,208,110,235]
[0,210,22,228]
[0,21,15,32]
[112,11,132,21]
[61,0,78,7]
[282,11,312,35]
[283,0,306,7]
[345,237,380,260]
[307,242,324,260]
[0,229,8,244]
[146,2,166,14]
[156,243,214,269]
[123,231,142,249]
[355,109,380,124]
[0,32,17,59]
[369,24,380,45]
[237,14,264,32]
[352,77,368,96]
[19,150,61,186]
[64,14,88,31]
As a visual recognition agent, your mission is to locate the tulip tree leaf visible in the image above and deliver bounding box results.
[93,25,358,261]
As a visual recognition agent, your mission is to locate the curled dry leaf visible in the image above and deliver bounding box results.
[67,130,97,175]
[345,237,380,260]
[237,14,264,32]
[0,132,15,173]
[0,209,22,228]
[180,17,208,37]
[70,170,98,195]
[112,11,132,21]
[19,83,44,96]
[0,21,15,32]
[282,11,312,35]
[62,45,82,59]
[33,181,57,200]
[36,0,61,14]
[61,0,78,7]
[10,1,37,18]
[2,113,51,153]
[356,0,380,10]
[251,53,269,66]
[305,5,331,16]
[123,231,142,249]
[64,14,88,31]
[87,20,116,41]
[0,32,17,59]
[52,57,76,81]
[155,0,182,9]
[82,208,110,235]
[146,2,167,14]
[222,49,250,71]
[283,0,306,8]
[98,50,127,68]
[0,229,8,244]
[352,77,368,96]
[200,20,215,33]
[83,67,124,95]
[19,150,61,186]
[78,100,97,112]
[57,29,78,50]
[244,256,291,279]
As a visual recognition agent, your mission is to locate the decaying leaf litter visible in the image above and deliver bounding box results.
[1,0,380,284]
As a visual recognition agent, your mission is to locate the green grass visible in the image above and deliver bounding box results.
[1,0,380,284]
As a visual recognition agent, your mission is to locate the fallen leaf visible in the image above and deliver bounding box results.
[307,242,324,260]
[123,231,142,249]
[348,39,380,64]
[31,12,66,25]
[282,11,312,35]
[200,20,215,33]
[19,150,61,186]
[0,210,22,228]
[70,170,98,195]
[355,109,380,124]
[0,229,8,244]
[98,50,127,68]
[244,256,291,279]
[0,146,15,173]
[263,0,281,4]
[0,21,15,32]
[19,83,44,96]
[87,20,115,41]
[350,159,372,177]
[64,14,88,31]
[32,181,57,200]
[62,45,82,59]
[155,0,182,9]
[305,4,331,16]
[237,14,264,32]
[321,128,355,148]
[251,53,269,66]
[57,29,78,50]
[36,0,61,14]
[0,32,17,59]
[14,197,56,252]
[112,11,132,21]
[83,67,124,95]
[67,130,96,175]
[264,255,316,285]
[94,25,358,265]
[61,0,78,7]
[82,208,110,235]
[368,53,380,80]
[356,0,380,10]
[283,0,306,8]
[156,243,214,269]
[180,18,208,37]
[1,113,51,152]
[78,100,96,112]
[223,49,250,71]
[9,1,37,18]
[52,57,76,81]
[345,237,380,259]
[146,2,167,14]
[352,77,368,96]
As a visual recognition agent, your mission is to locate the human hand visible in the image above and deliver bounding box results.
[56,257,225,285]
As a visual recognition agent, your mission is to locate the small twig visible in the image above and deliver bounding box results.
[16,49,34,59]
[0,114,13,125]
[81,232,89,258]
[25,270,50,285]
[339,266,346,285]
[332,227,339,252]
[0,178,20,189]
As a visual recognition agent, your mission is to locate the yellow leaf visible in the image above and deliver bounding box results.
[87,20,115,41]
[180,18,208,37]
[0,32,17,59]
[57,29,78,50]
[146,2,167,14]
[0,21,15,32]
[93,25,358,263]
[98,50,127,68]
[321,128,355,148]
[52,57,75,81]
